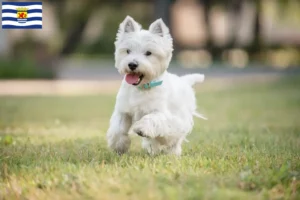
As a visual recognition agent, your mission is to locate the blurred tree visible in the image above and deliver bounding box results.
[200,0,264,61]
[227,0,244,48]
[153,0,172,26]
[80,1,152,57]
[201,0,213,48]
[252,0,263,53]
[199,0,220,60]
[56,0,101,56]
[277,0,292,17]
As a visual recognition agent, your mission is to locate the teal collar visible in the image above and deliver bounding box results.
[138,80,163,90]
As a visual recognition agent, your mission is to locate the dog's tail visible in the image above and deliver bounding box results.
[181,74,205,86]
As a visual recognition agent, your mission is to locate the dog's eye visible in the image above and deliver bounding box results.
[126,49,131,54]
[145,51,152,56]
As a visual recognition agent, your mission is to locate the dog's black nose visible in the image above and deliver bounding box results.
[128,62,138,71]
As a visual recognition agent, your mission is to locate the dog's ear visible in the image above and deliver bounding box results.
[119,16,140,34]
[149,19,169,37]
[123,16,140,33]
[116,16,141,43]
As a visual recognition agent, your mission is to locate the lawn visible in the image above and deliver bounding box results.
[0,76,299,200]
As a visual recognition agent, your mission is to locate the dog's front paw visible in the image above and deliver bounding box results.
[134,129,150,138]
[130,120,153,138]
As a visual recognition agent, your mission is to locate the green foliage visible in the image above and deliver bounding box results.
[0,59,55,79]
[80,4,152,56]
[0,77,299,199]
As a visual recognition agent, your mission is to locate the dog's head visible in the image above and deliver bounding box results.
[114,16,173,86]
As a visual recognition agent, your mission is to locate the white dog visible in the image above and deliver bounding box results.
[106,16,206,156]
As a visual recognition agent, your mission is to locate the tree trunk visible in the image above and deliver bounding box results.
[227,0,244,48]
[253,0,262,53]
[59,1,98,56]
[202,0,212,48]
[154,0,171,26]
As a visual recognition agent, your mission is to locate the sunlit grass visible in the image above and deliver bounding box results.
[0,76,299,199]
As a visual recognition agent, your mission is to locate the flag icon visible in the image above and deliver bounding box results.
[2,2,42,29]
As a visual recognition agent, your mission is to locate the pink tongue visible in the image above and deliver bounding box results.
[125,74,140,84]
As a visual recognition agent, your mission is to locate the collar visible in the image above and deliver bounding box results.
[138,80,163,90]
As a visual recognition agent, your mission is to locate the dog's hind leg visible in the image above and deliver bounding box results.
[141,138,162,156]
[164,137,185,156]
[106,111,132,154]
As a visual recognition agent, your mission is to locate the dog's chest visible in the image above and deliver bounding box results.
[117,87,166,119]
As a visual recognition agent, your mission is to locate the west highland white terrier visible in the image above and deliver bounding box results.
[106,16,206,156]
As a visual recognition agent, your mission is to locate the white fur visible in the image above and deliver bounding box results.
[107,16,206,156]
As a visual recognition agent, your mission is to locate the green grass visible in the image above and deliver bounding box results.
[0,76,300,200]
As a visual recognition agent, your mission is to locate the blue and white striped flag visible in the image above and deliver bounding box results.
[2,2,42,29]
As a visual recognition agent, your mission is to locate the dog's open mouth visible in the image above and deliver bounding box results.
[125,73,144,86]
